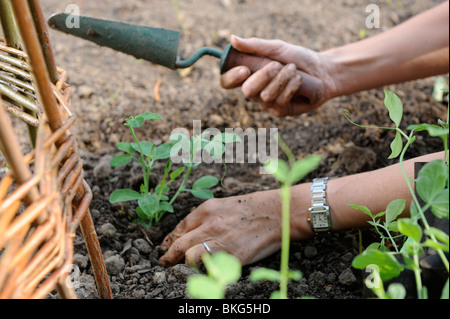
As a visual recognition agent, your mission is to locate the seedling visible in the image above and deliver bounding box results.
[109,112,240,227]
[345,89,449,299]
[252,136,322,299]
[187,137,321,300]
[187,251,242,299]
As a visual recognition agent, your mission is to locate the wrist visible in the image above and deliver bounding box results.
[290,183,315,241]
[316,49,347,101]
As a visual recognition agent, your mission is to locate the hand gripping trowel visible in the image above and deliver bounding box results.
[47,13,324,105]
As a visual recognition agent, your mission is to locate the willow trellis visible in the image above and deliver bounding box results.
[0,0,112,299]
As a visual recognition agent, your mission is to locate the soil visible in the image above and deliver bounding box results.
[4,0,448,300]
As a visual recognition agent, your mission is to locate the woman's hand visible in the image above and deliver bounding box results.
[159,187,313,267]
[220,35,338,117]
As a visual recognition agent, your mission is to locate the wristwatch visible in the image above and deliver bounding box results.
[308,177,332,234]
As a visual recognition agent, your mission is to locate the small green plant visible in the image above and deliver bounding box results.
[109,112,239,227]
[344,89,449,299]
[187,138,321,299]
[187,251,242,299]
[251,137,322,299]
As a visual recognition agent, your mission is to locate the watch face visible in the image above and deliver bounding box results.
[311,212,329,229]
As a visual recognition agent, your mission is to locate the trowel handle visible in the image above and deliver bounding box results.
[220,46,324,105]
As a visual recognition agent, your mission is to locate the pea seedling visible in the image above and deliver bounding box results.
[187,251,242,299]
[109,112,240,227]
[345,89,449,299]
[187,137,321,300]
[252,136,322,299]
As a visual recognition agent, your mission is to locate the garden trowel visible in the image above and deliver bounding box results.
[48,13,323,104]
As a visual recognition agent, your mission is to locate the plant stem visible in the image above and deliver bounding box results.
[279,183,292,299]
[170,164,192,205]
[398,131,449,272]
[413,248,423,299]
[128,125,149,195]
[382,224,400,253]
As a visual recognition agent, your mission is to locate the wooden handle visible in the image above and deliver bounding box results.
[220,45,324,105]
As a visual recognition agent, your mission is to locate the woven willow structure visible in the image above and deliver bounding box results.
[0,0,112,298]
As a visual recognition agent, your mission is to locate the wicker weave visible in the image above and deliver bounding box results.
[0,1,112,299]
[0,112,77,299]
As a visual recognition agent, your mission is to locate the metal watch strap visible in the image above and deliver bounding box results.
[309,177,332,234]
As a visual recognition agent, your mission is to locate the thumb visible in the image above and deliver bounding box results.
[230,35,288,61]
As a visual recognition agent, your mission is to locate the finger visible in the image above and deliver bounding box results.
[220,66,251,89]
[230,35,285,60]
[159,225,211,267]
[241,61,283,99]
[271,74,303,117]
[259,63,297,104]
[185,242,213,267]
[160,213,203,248]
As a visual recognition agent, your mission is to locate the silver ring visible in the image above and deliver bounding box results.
[202,242,213,255]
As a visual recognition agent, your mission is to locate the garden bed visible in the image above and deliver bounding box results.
[35,0,447,299]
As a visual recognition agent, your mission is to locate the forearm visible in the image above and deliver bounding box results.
[321,1,449,98]
[291,151,446,240]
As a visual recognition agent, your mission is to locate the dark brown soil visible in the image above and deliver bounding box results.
[28,0,449,300]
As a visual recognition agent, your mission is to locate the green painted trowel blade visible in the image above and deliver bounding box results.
[47,13,180,69]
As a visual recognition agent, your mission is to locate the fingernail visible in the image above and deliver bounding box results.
[270,62,283,75]
[238,67,250,78]
[288,63,297,72]
[231,34,243,41]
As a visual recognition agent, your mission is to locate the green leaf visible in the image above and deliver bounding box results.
[441,279,449,299]
[116,142,135,155]
[388,130,403,159]
[347,203,374,219]
[384,90,403,127]
[110,154,131,167]
[110,189,142,203]
[170,167,185,180]
[191,189,214,199]
[430,189,449,219]
[154,143,174,160]
[416,160,448,208]
[264,158,289,183]
[288,155,322,185]
[425,227,449,246]
[250,268,281,282]
[249,268,302,283]
[352,249,403,282]
[126,117,145,128]
[386,283,406,299]
[193,176,219,190]
[159,201,174,213]
[397,218,422,243]
[138,194,159,217]
[423,239,449,253]
[366,242,381,251]
[155,184,170,194]
[136,207,153,227]
[270,290,282,299]
[131,141,154,157]
[187,275,224,299]
[170,133,192,155]
[138,112,163,121]
[204,251,242,287]
[385,199,406,225]
[432,77,449,103]
[408,123,449,138]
